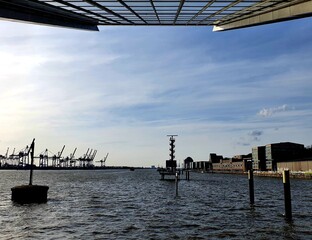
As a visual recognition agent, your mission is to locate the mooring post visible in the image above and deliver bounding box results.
[175,171,179,197]
[161,173,164,180]
[248,169,254,205]
[29,139,35,185]
[283,170,292,220]
[185,170,190,181]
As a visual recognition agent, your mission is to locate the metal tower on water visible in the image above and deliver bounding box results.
[158,135,179,180]
[166,135,177,171]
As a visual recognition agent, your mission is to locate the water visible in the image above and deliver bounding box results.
[0,169,311,239]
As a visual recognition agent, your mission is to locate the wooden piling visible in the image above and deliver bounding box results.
[248,170,255,205]
[185,170,190,181]
[283,170,292,220]
[175,172,179,197]
[161,173,164,180]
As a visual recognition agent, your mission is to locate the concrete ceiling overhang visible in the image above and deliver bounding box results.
[0,0,311,31]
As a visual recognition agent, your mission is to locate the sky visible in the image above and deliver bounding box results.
[0,17,312,167]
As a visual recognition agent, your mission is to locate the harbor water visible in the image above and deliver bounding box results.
[0,169,311,239]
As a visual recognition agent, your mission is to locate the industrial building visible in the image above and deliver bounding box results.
[265,142,305,170]
[277,160,312,172]
[252,146,266,171]
[190,142,311,173]
[212,154,251,173]
[251,142,312,172]
[190,154,251,173]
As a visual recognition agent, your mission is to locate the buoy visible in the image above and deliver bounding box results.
[11,139,49,204]
[11,185,49,204]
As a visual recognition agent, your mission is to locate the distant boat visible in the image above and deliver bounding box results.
[129,167,135,171]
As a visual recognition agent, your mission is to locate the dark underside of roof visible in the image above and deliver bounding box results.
[0,0,311,31]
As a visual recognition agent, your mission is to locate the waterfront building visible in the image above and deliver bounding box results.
[184,157,193,170]
[213,158,243,172]
[192,161,211,171]
[207,154,251,173]
[265,142,305,171]
[209,153,223,163]
[277,159,312,172]
[252,146,266,171]
[192,142,310,173]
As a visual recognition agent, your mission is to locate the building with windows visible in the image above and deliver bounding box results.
[265,142,305,170]
[252,146,266,171]
[252,142,309,171]
[184,157,194,170]
[277,159,312,172]
[192,161,212,172]
[209,153,223,163]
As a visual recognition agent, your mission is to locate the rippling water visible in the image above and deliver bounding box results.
[0,169,311,239]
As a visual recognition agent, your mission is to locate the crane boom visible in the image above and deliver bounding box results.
[91,150,97,160]
[70,148,77,160]
[88,149,93,159]
[58,145,65,158]
[5,147,9,158]
[84,148,90,159]
[104,153,109,161]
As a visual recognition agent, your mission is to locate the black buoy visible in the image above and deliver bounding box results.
[11,185,49,203]
[11,139,49,204]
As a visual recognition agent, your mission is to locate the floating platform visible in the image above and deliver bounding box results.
[158,168,180,180]
[11,185,49,204]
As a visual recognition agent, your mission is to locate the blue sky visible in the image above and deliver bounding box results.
[0,18,312,167]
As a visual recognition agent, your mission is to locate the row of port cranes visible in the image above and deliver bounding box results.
[0,144,109,168]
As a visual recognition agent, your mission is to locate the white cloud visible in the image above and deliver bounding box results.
[258,105,291,117]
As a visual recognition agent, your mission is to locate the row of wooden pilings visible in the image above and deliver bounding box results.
[248,169,292,220]
[175,169,293,220]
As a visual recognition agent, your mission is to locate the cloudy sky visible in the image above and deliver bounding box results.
[0,17,312,167]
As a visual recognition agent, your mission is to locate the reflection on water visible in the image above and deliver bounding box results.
[0,169,311,239]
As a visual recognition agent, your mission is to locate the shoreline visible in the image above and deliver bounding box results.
[0,166,145,171]
[194,170,312,179]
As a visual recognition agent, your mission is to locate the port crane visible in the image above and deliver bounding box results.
[0,141,100,169]
[78,148,89,167]
[69,148,77,167]
[0,147,8,166]
[88,149,97,167]
[1,144,32,168]
[61,148,77,168]
[97,153,109,167]
[78,148,97,167]
[10,145,31,167]
[13,141,35,168]
[51,145,65,167]
[38,149,49,167]
[2,148,18,167]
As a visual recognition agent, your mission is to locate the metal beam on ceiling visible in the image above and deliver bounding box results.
[0,1,311,31]
[213,0,312,31]
[0,0,99,31]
